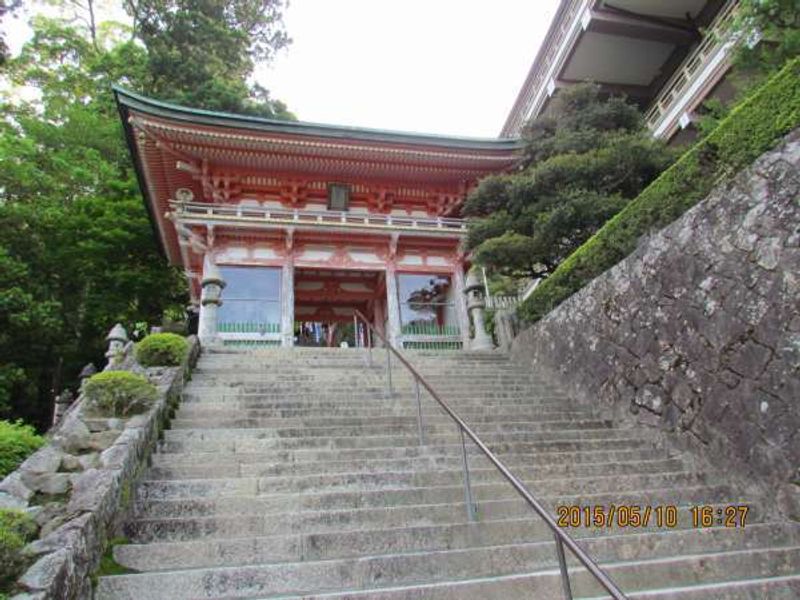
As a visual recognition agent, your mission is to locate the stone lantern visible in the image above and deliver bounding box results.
[464,268,494,351]
[198,254,226,347]
[105,323,129,366]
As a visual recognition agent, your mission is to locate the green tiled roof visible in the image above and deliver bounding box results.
[113,86,522,150]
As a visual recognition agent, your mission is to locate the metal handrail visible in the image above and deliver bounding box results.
[353,309,627,600]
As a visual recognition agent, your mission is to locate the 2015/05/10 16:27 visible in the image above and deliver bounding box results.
[556,504,749,529]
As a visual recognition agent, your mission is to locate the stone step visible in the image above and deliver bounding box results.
[96,536,800,599]
[199,349,506,359]
[167,416,612,433]
[192,366,520,376]
[161,422,628,442]
[159,435,658,456]
[134,470,718,508]
[184,381,556,392]
[111,346,792,599]
[149,455,685,482]
[151,445,668,471]
[178,392,588,411]
[174,404,594,419]
[130,491,749,544]
[148,453,681,481]
[134,487,741,529]
[115,517,793,573]
[244,570,800,600]
[159,430,653,454]
[188,374,549,386]
[585,575,800,599]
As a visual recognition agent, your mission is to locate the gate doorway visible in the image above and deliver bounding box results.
[293,268,385,348]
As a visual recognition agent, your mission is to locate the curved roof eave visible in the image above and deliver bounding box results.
[112,86,523,152]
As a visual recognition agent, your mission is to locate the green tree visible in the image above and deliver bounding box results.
[696,0,799,135]
[734,0,799,77]
[0,19,184,426]
[125,0,293,117]
[1,0,294,427]
[464,84,673,281]
[0,0,22,65]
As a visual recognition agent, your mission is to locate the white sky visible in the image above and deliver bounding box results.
[260,0,559,137]
[6,0,560,138]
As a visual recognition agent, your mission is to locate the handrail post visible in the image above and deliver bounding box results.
[350,309,627,600]
[554,535,574,600]
[367,326,373,367]
[414,377,424,445]
[385,344,393,398]
[459,427,477,522]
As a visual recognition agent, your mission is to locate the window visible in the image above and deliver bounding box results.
[217,266,282,332]
[327,183,350,211]
[397,273,459,336]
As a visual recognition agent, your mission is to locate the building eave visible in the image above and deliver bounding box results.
[113,86,523,152]
[115,87,169,259]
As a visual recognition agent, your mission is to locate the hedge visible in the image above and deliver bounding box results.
[0,509,37,591]
[519,58,800,323]
[0,420,45,479]
[83,371,158,418]
[135,333,188,367]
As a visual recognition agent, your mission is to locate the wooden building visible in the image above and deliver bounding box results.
[114,88,521,349]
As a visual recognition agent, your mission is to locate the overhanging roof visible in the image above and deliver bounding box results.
[114,87,521,152]
[114,88,523,264]
[501,0,728,137]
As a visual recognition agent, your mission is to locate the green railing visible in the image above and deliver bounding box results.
[218,322,281,334]
[222,339,281,348]
[400,323,460,337]
[403,340,462,351]
[400,323,462,351]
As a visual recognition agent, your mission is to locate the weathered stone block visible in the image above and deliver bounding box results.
[0,471,34,502]
[21,472,71,496]
[18,548,73,594]
[0,490,27,510]
[88,430,122,452]
[67,468,119,515]
[54,416,92,454]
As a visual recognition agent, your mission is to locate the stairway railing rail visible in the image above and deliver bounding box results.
[354,309,627,600]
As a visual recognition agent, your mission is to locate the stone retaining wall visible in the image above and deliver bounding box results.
[510,131,800,518]
[0,336,200,599]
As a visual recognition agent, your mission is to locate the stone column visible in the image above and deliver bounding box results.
[369,298,385,347]
[385,265,402,347]
[452,266,471,349]
[464,267,494,351]
[281,257,295,347]
[198,254,226,348]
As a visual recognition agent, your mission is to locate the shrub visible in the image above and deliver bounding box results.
[134,333,188,367]
[519,58,800,323]
[0,421,45,479]
[0,509,37,590]
[83,371,158,417]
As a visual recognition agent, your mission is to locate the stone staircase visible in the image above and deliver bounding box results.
[96,348,800,599]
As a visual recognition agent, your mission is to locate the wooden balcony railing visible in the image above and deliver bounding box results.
[644,0,740,137]
[171,201,467,236]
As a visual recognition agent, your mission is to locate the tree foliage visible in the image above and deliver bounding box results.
[0,2,292,428]
[125,0,293,117]
[519,58,800,324]
[734,0,800,77]
[696,0,799,135]
[464,84,673,280]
